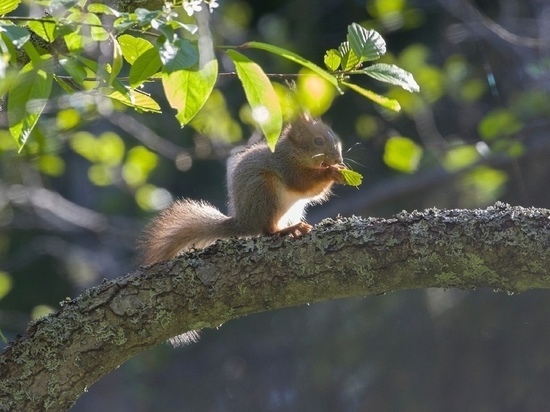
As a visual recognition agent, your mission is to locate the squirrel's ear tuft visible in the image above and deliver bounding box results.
[297,111,314,124]
[300,111,311,121]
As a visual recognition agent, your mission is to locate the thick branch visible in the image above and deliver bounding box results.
[2,204,550,410]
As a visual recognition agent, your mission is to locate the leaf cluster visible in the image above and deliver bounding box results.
[0,1,418,172]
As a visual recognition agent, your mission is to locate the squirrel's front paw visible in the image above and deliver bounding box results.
[329,164,346,184]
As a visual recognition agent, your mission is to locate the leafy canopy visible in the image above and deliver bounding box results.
[0,1,418,153]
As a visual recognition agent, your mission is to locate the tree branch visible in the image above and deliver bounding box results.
[2,203,550,411]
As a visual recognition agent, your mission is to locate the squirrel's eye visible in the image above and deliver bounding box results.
[314,136,324,146]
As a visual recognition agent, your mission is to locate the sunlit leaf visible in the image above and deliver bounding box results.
[130,47,161,87]
[244,41,341,93]
[22,40,40,63]
[341,81,401,112]
[227,49,282,151]
[443,144,479,172]
[478,108,523,140]
[118,34,154,64]
[157,37,198,73]
[67,11,108,41]
[463,166,507,204]
[27,20,57,42]
[107,89,162,113]
[338,42,360,72]
[8,55,53,149]
[360,63,419,92]
[162,58,218,126]
[70,131,98,162]
[31,305,55,320]
[0,0,20,16]
[383,136,423,173]
[324,49,341,72]
[341,169,363,186]
[96,131,125,166]
[63,31,83,53]
[297,69,336,117]
[88,164,113,186]
[87,3,120,16]
[37,154,65,176]
[109,34,123,84]
[84,12,109,42]
[347,23,386,62]
[123,146,158,187]
[56,108,81,130]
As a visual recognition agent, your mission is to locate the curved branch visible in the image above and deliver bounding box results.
[2,204,550,411]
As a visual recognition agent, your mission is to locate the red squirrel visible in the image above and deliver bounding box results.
[140,113,345,265]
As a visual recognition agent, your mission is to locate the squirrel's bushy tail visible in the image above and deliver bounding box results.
[140,199,240,265]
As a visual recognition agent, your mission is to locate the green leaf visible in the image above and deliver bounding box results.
[360,63,419,92]
[22,40,41,63]
[8,55,54,148]
[27,20,57,42]
[114,14,137,33]
[0,0,20,16]
[338,41,360,71]
[54,75,78,93]
[110,34,123,84]
[227,50,282,151]
[341,169,363,186]
[383,136,423,173]
[347,23,386,62]
[162,58,218,126]
[130,47,161,87]
[59,56,87,83]
[244,41,341,93]
[63,31,83,53]
[111,78,133,103]
[0,24,30,48]
[87,3,120,17]
[75,55,99,71]
[85,12,109,42]
[0,271,12,300]
[443,144,479,172]
[105,89,162,113]
[118,34,154,64]
[324,49,341,72]
[134,8,161,27]
[67,11,108,42]
[478,108,523,140]
[157,37,198,73]
[341,81,401,112]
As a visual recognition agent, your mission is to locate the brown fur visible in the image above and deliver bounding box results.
[140,114,344,265]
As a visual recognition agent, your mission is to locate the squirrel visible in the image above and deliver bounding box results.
[140,113,346,266]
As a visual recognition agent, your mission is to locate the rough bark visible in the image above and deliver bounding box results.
[2,203,550,411]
